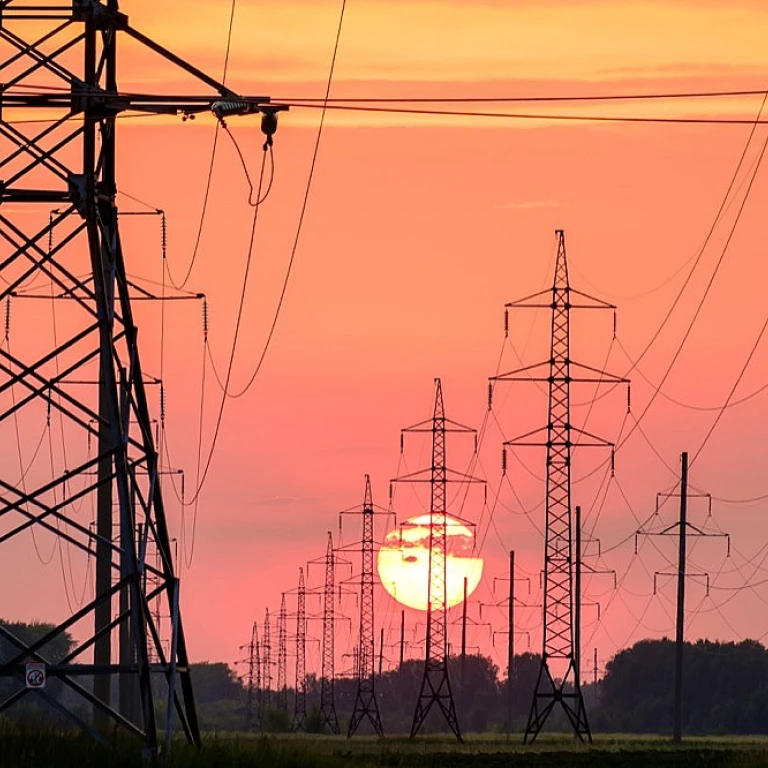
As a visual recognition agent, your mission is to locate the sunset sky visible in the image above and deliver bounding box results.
[4,0,768,686]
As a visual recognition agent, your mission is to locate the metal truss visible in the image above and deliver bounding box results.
[393,378,484,741]
[0,0,282,756]
[347,474,384,738]
[490,230,628,743]
[292,567,307,732]
[319,531,340,734]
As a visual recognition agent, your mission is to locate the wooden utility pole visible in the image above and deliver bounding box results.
[508,550,515,737]
[673,452,688,743]
[400,610,405,668]
[461,577,468,683]
[575,505,582,690]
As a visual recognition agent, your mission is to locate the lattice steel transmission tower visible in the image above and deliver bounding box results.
[490,230,627,743]
[319,531,340,734]
[346,474,384,737]
[393,378,483,741]
[244,621,259,732]
[0,0,283,756]
[263,608,272,710]
[277,593,288,712]
[292,567,307,732]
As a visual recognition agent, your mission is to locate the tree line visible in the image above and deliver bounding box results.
[2,620,768,735]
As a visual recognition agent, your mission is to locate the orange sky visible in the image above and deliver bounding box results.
[3,0,768,685]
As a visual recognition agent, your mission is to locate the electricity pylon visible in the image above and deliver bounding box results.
[244,621,259,731]
[392,378,484,741]
[292,567,307,732]
[490,230,627,743]
[277,593,288,713]
[320,531,340,734]
[262,608,273,712]
[0,0,283,756]
[346,475,384,738]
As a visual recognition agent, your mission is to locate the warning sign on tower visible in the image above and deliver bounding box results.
[25,662,46,689]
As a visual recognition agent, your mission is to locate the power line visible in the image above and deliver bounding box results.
[273,100,768,125]
[271,88,767,104]
[209,0,349,402]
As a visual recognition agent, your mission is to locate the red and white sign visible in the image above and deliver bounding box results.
[25,662,46,689]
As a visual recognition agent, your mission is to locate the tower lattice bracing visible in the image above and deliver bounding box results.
[254,623,262,729]
[0,0,279,755]
[347,474,384,737]
[263,608,272,710]
[277,593,288,712]
[394,378,483,741]
[319,531,340,734]
[292,567,307,732]
[490,230,626,743]
[245,621,258,731]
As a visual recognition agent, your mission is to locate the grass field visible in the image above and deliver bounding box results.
[4,730,768,768]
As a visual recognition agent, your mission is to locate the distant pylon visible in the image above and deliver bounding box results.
[245,622,258,731]
[393,378,484,741]
[490,230,627,743]
[278,593,288,712]
[293,567,307,732]
[320,532,340,734]
[348,475,384,738]
[263,609,272,711]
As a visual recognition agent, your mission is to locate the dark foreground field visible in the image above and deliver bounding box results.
[4,732,768,768]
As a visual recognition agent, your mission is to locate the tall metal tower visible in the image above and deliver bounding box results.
[490,230,626,743]
[319,531,340,734]
[347,474,384,737]
[263,608,272,710]
[393,378,483,741]
[277,593,288,712]
[245,621,259,731]
[0,0,281,756]
[293,567,307,732]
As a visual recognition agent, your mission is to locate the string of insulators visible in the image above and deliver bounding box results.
[202,297,209,342]
[626,384,631,413]
[487,382,493,411]
[483,485,487,505]
[504,309,509,337]
[46,394,51,426]
[211,100,259,119]
[399,433,404,453]
[160,211,167,260]
[4,296,10,342]
[502,447,508,474]
[610,449,615,477]
[473,434,478,453]
[47,212,54,254]
[181,472,185,503]
[160,383,166,426]
[389,482,393,500]
[613,310,617,338]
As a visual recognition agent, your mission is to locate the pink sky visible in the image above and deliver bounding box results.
[3,0,768,684]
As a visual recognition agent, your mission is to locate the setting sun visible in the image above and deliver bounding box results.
[377,514,484,611]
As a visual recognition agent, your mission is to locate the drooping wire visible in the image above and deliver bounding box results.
[163,0,237,291]
[613,92,768,454]
[222,124,276,207]
[205,0,348,403]
[180,148,268,506]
